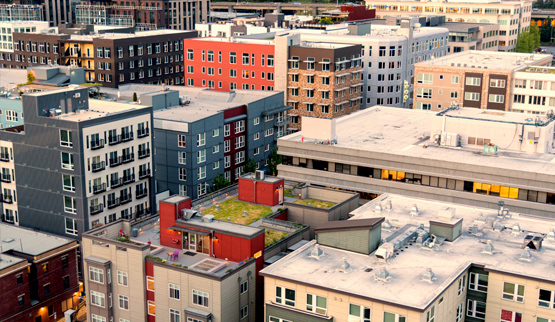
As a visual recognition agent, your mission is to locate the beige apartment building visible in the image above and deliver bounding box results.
[366,0,533,52]
[83,219,257,322]
[261,193,555,322]
[413,50,552,111]
[445,22,500,53]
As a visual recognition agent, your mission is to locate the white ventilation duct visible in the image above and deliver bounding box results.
[382,220,393,230]
[375,267,391,282]
[512,223,521,236]
[375,204,382,214]
[520,247,532,262]
[310,244,324,260]
[482,240,494,255]
[474,213,486,223]
[421,268,435,283]
[410,204,419,217]
[547,228,555,241]
[385,199,393,212]
[337,258,350,273]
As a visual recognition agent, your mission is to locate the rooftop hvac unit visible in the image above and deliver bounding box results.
[440,132,460,147]
[523,234,543,251]
[255,170,265,180]
[180,209,197,221]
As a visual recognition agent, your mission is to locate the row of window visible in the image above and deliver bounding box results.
[187,49,275,67]
[188,78,275,90]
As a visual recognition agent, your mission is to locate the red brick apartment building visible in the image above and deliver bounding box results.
[0,224,81,322]
[184,38,276,91]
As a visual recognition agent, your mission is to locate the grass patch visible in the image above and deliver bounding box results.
[202,197,272,225]
[293,198,336,209]
[284,189,295,198]
[265,229,289,247]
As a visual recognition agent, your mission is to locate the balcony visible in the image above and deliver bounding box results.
[139,169,151,179]
[123,174,135,184]
[93,183,106,194]
[136,207,151,218]
[0,174,11,183]
[136,188,148,199]
[2,194,13,204]
[107,198,120,209]
[121,132,134,142]
[92,161,105,172]
[109,156,122,167]
[137,128,149,138]
[91,139,105,150]
[0,153,10,162]
[138,149,150,159]
[90,204,104,215]
[122,153,134,164]
[120,194,132,205]
[108,135,121,146]
[111,178,123,188]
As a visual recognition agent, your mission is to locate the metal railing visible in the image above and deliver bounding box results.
[137,128,149,138]
[0,153,10,162]
[109,156,122,167]
[93,183,106,194]
[107,198,120,209]
[123,174,135,184]
[121,132,133,142]
[191,183,238,208]
[139,169,151,179]
[90,204,104,215]
[136,188,148,199]
[111,178,123,188]
[0,174,11,183]
[92,161,105,172]
[138,149,150,159]
[108,135,121,145]
[120,194,132,204]
[91,139,104,150]
[122,153,134,164]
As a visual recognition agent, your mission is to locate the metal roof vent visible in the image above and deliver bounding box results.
[468,224,483,237]
[337,257,350,273]
[482,240,495,255]
[382,220,393,230]
[523,234,543,251]
[202,214,215,223]
[474,213,486,224]
[375,204,382,214]
[421,268,436,283]
[512,223,521,236]
[520,247,532,262]
[547,228,555,241]
[497,201,510,218]
[375,267,391,282]
[493,221,504,232]
[310,244,324,260]
[410,204,419,217]
[385,199,393,212]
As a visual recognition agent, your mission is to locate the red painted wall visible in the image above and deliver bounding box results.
[159,197,191,249]
[238,178,285,206]
[238,178,256,204]
[272,209,288,221]
[183,38,276,91]
[341,6,376,21]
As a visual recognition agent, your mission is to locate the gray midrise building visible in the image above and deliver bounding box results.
[0,86,155,238]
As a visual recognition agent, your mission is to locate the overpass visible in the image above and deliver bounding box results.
[532,9,555,25]
[210,2,341,15]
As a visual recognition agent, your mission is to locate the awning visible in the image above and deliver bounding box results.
[184,307,212,319]
[336,72,350,77]
[287,100,299,103]
[351,70,362,73]
[169,225,210,236]
[318,89,329,92]
[224,114,247,124]
[335,100,349,106]
[335,87,349,91]
[287,72,299,75]
[351,83,364,87]
[287,86,299,89]
[350,96,363,101]
[262,105,291,115]
[303,74,315,76]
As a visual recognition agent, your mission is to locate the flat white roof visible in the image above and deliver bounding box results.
[280,106,555,174]
[262,193,555,310]
[417,50,552,71]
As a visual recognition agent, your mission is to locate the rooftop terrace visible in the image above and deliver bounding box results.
[261,193,555,310]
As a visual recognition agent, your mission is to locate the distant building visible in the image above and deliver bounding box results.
[0,86,155,238]
[261,192,555,322]
[0,223,81,322]
[445,22,500,53]
[413,51,552,112]
[0,20,49,56]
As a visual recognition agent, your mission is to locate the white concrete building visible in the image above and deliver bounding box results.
[0,21,49,53]
[512,66,555,115]
[367,0,533,52]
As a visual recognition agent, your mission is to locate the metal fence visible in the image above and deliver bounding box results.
[191,183,238,208]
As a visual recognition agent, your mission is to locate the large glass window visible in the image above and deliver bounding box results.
[275,286,295,307]
[503,282,525,302]
[306,294,326,315]
[60,130,73,147]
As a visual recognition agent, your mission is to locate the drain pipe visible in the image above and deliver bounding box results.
[210,230,216,258]
[247,271,252,321]
[238,276,242,322]
[253,181,257,204]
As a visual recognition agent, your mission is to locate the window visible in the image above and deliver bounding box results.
[91,315,106,322]
[179,168,187,181]
[254,117,260,125]
[179,185,187,196]
[452,76,459,84]
[64,196,77,214]
[197,133,206,147]
[467,300,486,320]
[213,145,219,154]
[539,289,555,308]
[90,290,105,307]
[306,294,327,315]
[426,306,435,322]
[169,284,180,299]
[458,275,466,296]
[500,309,522,322]
[212,129,219,137]
[65,217,78,235]
[170,309,180,322]
[306,103,314,112]
[197,166,206,180]
[241,280,248,294]
[63,174,75,192]
[61,152,74,170]
[60,130,73,147]
[119,295,129,310]
[383,312,406,322]
[469,272,488,292]
[465,92,480,101]
[197,150,206,163]
[148,301,155,315]
[146,276,154,291]
[89,267,104,283]
[230,52,236,64]
[416,88,432,99]
[16,274,23,285]
[235,151,245,164]
[213,161,219,170]
[349,304,370,322]
[224,140,230,153]
[466,77,481,86]
[225,156,230,168]
[503,282,525,302]
[417,73,433,84]
[241,305,249,319]
[450,91,458,99]
[44,284,50,296]
[117,271,128,286]
[489,94,504,103]
[18,294,24,307]
[235,120,245,133]
[193,290,209,307]
[242,53,249,65]
[235,136,245,149]
[490,79,506,88]
[275,286,295,307]
[537,318,555,322]
[455,303,463,322]
[178,134,186,147]
[267,55,274,67]
[265,128,274,137]
[179,152,186,165]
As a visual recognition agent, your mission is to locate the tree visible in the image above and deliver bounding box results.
[319,17,333,24]
[541,17,553,43]
[266,146,281,176]
[243,157,257,174]
[132,92,138,102]
[515,26,540,53]
[530,23,541,49]
[210,174,230,192]
[26,72,35,84]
